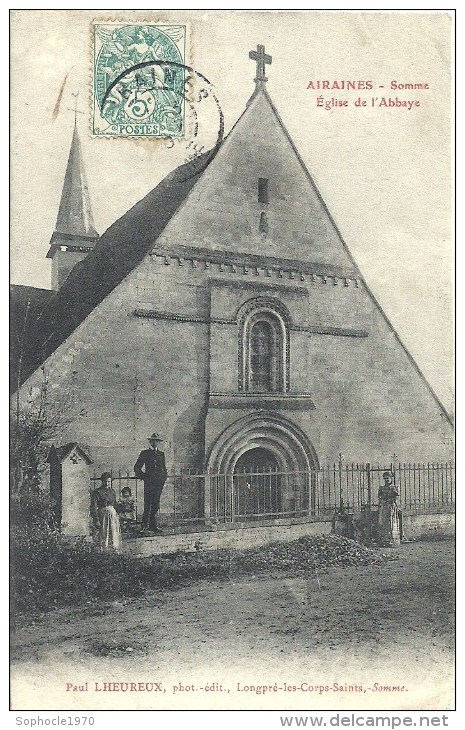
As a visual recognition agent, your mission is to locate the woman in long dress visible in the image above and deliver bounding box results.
[377,471,401,547]
[90,472,122,552]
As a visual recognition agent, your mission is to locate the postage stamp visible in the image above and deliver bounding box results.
[92,23,187,137]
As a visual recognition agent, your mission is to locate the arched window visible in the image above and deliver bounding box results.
[250,317,279,392]
[237,298,290,393]
[250,320,273,392]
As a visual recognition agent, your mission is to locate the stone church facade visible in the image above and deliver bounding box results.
[14,52,453,500]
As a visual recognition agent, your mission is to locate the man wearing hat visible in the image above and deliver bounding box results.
[134,433,168,534]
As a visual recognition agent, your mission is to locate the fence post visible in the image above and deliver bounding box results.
[338,454,344,509]
[204,472,212,526]
[366,463,372,543]
[229,474,235,523]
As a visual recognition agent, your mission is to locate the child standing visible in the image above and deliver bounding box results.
[117,486,136,532]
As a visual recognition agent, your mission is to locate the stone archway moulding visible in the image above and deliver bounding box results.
[237,297,291,393]
[206,411,319,474]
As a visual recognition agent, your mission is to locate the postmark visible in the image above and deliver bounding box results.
[96,52,225,181]
[92,23,187,137]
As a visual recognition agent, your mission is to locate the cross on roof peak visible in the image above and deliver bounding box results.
[249,44,272,87]
[67,91,85,125]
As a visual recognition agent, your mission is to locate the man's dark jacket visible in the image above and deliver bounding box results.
[134,448,168,487]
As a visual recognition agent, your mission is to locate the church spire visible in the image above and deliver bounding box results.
[46,121,99,290]
[54,120,98,239]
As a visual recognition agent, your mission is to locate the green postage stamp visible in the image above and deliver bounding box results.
[92,23,187,137]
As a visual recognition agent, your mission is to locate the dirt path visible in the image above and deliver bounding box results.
[10,540,454,711]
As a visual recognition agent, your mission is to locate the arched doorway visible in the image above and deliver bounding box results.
[206,412,319,522]
[207,412,318,474]
[233,447,282,520]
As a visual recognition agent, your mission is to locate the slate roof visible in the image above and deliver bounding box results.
[14,150,214,387]
[10,285,55,392]
[10,284,54,313]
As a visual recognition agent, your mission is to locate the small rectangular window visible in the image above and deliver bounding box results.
[258,178,269,204]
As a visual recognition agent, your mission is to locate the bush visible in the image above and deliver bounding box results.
[10,490,57,529]
[10,527,146,614]
[11,531,390,618]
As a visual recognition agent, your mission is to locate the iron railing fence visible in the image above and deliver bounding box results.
[91,461,455,528]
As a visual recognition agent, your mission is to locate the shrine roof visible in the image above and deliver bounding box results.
[48,442,93,465]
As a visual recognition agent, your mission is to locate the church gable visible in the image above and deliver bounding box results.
[156,88,356,271]
[14,43,452,483]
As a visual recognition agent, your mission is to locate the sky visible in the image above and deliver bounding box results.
[10,9,454,412]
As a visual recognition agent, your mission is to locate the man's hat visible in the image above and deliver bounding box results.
[382,471,393,478]
[100,471,112,481]
[148,432,164,442]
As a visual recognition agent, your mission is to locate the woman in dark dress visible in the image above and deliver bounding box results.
[377,471,401,547]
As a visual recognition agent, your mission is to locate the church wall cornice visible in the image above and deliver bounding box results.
[208,393,316,411]
[132,308,368,338]
[150,245,360,288]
